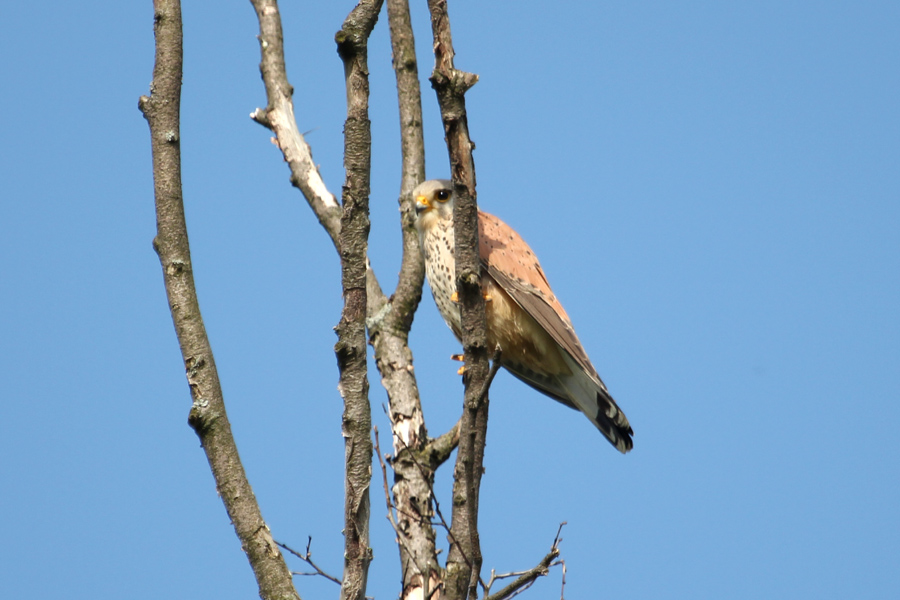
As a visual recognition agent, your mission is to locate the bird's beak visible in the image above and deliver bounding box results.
[415,194,431,214]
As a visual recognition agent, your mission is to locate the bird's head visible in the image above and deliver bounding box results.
[413,179,455,236]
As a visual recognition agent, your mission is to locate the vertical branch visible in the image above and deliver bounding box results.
[426,2,489,600]
[335,3,384,600]
[386,0,427,328]
[377,1,444,599]
[139,2,300,600]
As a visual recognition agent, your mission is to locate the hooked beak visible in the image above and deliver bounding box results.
[415,194,431,215]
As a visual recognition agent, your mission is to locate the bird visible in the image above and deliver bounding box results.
[413,179,633,453]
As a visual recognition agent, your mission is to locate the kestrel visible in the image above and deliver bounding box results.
[413,179,633,453]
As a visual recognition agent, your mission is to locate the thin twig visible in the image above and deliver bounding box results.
[482,523,566,600]
[374,426,429,581]
[375,413,452,533]
[388,415,456,538]
[390,418,488,592]
[278,538,342,586]
[559,560,567,600]
[374,426,398,525]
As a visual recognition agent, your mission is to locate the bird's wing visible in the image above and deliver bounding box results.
[477,210,600,383]
[478,211,633,452]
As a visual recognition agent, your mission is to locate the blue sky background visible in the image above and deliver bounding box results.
[1,1,898,598]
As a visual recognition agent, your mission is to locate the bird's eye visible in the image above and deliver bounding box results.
[436,189,451,202]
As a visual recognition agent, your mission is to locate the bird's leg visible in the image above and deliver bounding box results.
[474,347,503,403]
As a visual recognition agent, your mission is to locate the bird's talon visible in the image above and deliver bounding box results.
[451,353,464,362]
[450,291,459,303]
[457,365,467,375]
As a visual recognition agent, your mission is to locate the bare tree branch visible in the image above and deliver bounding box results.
[390,421,459,542]
[247,4,441,599]
[149,0,577,598]
[385,401,445,600]
[422,418,461,468]
[374,427,431,586]
[559,559,567,600]
[249,0,341,250]
[390,418,484,598]
[139,2,299,599]
[279,538,342,586]
[425,2,490,599]
[482,524,566,600]
[334,3,385,599]
[377,2,445,598]
[386,0,427,327]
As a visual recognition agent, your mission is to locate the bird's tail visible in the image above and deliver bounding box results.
[558,353,634,453]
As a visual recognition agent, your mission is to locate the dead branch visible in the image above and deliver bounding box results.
[559,560,567,600]
[482,524,566,600]
[279,538,342,586]
[249,0,342,250]
[139,1,299,599]
[374,427,431,590]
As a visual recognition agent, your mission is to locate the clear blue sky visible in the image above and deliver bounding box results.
[1,1,897,598]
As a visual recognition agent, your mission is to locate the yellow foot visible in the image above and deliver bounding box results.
[451,291,491,303]
[457,365,467,375]
[450,354,464,362]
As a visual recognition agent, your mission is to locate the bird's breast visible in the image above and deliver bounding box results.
[422,221,569,378]
[422,222,462,339]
